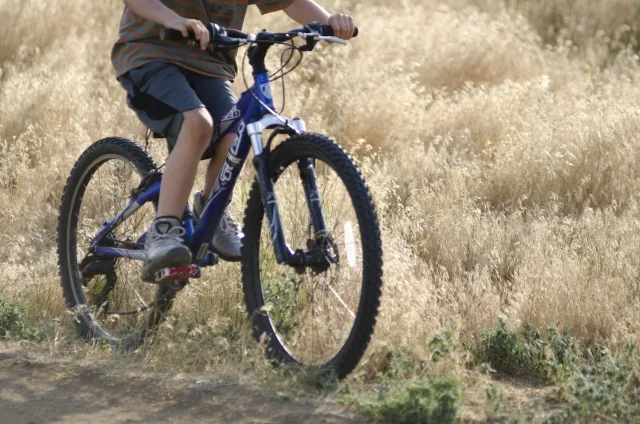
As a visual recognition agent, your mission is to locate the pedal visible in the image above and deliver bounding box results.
[154,265,201,283]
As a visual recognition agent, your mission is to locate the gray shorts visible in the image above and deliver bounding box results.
[118,60,238,160]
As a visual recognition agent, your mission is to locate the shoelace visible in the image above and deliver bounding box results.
[195,193,241,237]
[219,209,241,236]
[147,226,186,249]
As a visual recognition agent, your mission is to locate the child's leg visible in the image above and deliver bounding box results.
[142,108,213,282]
[117,61,220,281]
[198,132,243,261]
[187,73,243,261]
[202,133,235,201]
[158,108,214,218]
[185,73,238,202]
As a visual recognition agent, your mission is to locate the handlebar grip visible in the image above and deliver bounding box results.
[225,28,248,38]
[320,25,359,38]
[160,26,247,41]
[160,28,194,41]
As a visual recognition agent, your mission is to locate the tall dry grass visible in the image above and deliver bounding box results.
[3,0,640,377]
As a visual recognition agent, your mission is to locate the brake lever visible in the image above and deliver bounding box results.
[297,33,348,50]
[298,22,323,52]
[314,36,348,46]
[298,33,319,52]
[202,23,247,52]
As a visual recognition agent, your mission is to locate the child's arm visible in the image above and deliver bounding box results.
[283,0,356,40]
[123,0,210,50]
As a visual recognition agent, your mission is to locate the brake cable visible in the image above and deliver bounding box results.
[240,38,302,122]
[269,40,303,114]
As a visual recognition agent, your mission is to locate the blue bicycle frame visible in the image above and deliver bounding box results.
[90,70,308,268]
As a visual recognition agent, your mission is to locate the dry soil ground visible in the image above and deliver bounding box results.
[0,347,364,424]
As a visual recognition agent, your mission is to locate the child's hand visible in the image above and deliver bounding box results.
[328,13,356,40]
[164,17,210,50]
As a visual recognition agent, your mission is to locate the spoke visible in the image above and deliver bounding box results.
[311,287,317,361]
[72,152,166,339]
[288,279,315,350]
[97,166,107,221]
[327,284,356,319]
[126,279,149,310]
[88,190,103,225]
[258,154,366,364]
[321,288,344,345]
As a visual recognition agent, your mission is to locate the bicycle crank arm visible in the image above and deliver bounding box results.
[154,265,201,283]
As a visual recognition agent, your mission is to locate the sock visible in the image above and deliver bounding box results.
[153,216,183,234]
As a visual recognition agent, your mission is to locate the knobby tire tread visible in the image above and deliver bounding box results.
[57,137,171,347]
[241,133,383,379]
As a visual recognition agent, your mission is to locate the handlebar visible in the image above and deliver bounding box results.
[319,25,360,38]
[160,23,359,45]
[160,24,245,43]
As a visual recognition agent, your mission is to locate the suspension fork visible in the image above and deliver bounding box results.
[247,117,308,266]
[297,158,328,236]
[251,152,329,267]
[251,149,291,264]
[248,123,292,265]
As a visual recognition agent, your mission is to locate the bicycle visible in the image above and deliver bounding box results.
[57,22,382,379]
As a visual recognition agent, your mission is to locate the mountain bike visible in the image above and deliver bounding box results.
[57,23,382,379]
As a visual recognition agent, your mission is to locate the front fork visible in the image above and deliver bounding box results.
[252,151,290,263]
[248,127,327,266]
[298,158,328,235]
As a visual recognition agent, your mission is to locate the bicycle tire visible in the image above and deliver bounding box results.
[241,133,383,379]
[57,137,178,348]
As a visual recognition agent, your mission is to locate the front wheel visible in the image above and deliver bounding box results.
[241,133,383,379]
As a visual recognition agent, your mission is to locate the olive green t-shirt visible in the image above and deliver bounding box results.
[111,0,294,80]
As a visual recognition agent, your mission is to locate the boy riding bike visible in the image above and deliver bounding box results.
[112,0,356,282]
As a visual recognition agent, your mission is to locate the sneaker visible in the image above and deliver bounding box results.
[140,217,192,282]
[193,191,243,262]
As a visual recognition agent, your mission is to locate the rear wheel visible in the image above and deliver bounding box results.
[241,133,383,379]
[57,137,180,348]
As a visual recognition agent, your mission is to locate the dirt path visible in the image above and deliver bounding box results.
[0,349,364,424]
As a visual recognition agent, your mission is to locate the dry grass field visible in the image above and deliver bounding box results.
[3,0,640,421]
